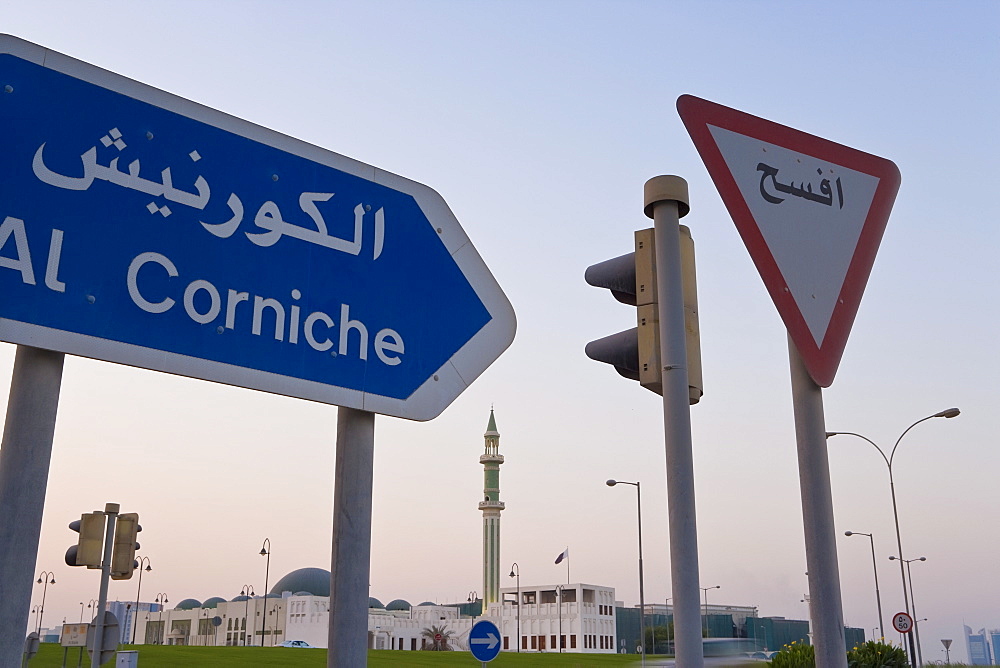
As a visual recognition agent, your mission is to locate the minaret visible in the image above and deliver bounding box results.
[478,409,505,607]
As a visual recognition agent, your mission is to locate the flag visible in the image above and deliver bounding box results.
[554,548,569,564]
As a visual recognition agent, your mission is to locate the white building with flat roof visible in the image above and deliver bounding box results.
[490,582,616,653]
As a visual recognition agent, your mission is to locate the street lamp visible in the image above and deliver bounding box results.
[828,407,959,667]
[86,599,99,624]
[239,585,254,646]
[845,531,885,640]
[467,591,478,624]
[891,556,927,666]
[35,571,55,635]
[700,585,720,637]
[508,563,519,652]
[259,538,271,647]
[665,598,673,655]
[154,593,168,645]
[131,557,152,644]
[607,479,646,668]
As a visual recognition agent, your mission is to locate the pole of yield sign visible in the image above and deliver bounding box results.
[645,176,704,668]
[0,346,65,668]
[788,341,848,668]
[328,407,375,667]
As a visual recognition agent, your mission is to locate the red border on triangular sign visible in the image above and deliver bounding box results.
[677,94,900,387]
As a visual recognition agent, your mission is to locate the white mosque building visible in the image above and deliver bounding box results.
[126,411,619,654]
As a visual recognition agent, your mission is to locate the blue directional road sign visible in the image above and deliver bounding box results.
[469,620,501,662]
[0,35,515,420]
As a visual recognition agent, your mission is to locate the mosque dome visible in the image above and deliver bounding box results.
[269,567,331,597]
[386,599,411,611]
[175,598,201,610]
[231,595,250,602]
[418,601,436,606]
[202,597,226,609]
[368,597,384,609]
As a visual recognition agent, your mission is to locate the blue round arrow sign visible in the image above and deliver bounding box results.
[469,619,501,662]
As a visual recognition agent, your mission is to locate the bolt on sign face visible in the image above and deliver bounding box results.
[678,94,900,387]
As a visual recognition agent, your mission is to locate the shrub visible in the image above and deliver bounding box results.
[847,640,909,668]
[769,641,816,668]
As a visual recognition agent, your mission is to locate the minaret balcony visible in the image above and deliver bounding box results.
[480,454,504,464]
[478,500,505,510]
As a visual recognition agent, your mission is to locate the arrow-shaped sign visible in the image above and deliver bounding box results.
[0,35,515,420]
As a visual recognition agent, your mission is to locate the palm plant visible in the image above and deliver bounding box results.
[420,624,454,651]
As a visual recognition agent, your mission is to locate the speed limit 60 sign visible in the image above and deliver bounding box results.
[892,612,913,633]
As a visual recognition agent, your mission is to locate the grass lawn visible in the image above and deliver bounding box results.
[29,644,655,667]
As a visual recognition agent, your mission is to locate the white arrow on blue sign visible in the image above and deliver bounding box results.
[0,35,515,420]
[469,619,501,662]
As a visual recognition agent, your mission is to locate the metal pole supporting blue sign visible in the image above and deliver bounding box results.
[0,34,515,422]
[469,620,502,663]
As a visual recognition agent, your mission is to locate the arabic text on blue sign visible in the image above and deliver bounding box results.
[0,49,495,414]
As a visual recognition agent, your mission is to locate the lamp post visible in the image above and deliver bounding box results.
[86,599,99,623]
[259,538,271,647]
[607,479,646,667]
[467,591,478,625]
[79,602,84,623]
[154,593,168,645]
[31,605,41,635]
[891,556,927,666]
[828,407,958,667]
[508,563,519,652]
[239,585,254,646]
[666,598,673,655]
[699,586,720,637]
[35,570,55,635]
[131,557,152,644]
[556,584,564,653]
[844,531,885,640]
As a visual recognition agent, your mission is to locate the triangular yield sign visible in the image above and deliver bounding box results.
[677,94,900,387]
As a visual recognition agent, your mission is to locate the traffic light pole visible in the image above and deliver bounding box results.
[328,407,375,668]
[0,345,64,668]
[92,503,119,668]
[646,176,703,668]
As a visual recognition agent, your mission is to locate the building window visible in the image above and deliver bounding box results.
[583,589,595,603]
[503,637,509,650]
[551,635,556,650]
[560,634,566,649]
[540,590,557,603]
[571,635,577,649]
[522,591,536,605]
[530,635,537,650]
[521,636,528,650]
[561,588,577,603]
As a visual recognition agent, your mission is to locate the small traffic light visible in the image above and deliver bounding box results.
[585,226,702,403]
[111,513,141,580]
[66,512,105,568]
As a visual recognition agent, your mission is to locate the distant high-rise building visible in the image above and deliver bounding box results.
[478,409,505,606]
[990,630,1000,666]
[965,625,993,665]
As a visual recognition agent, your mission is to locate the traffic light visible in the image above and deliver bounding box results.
[111,512,141,580]
[585,226,702,403]
[66,512,105,568]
